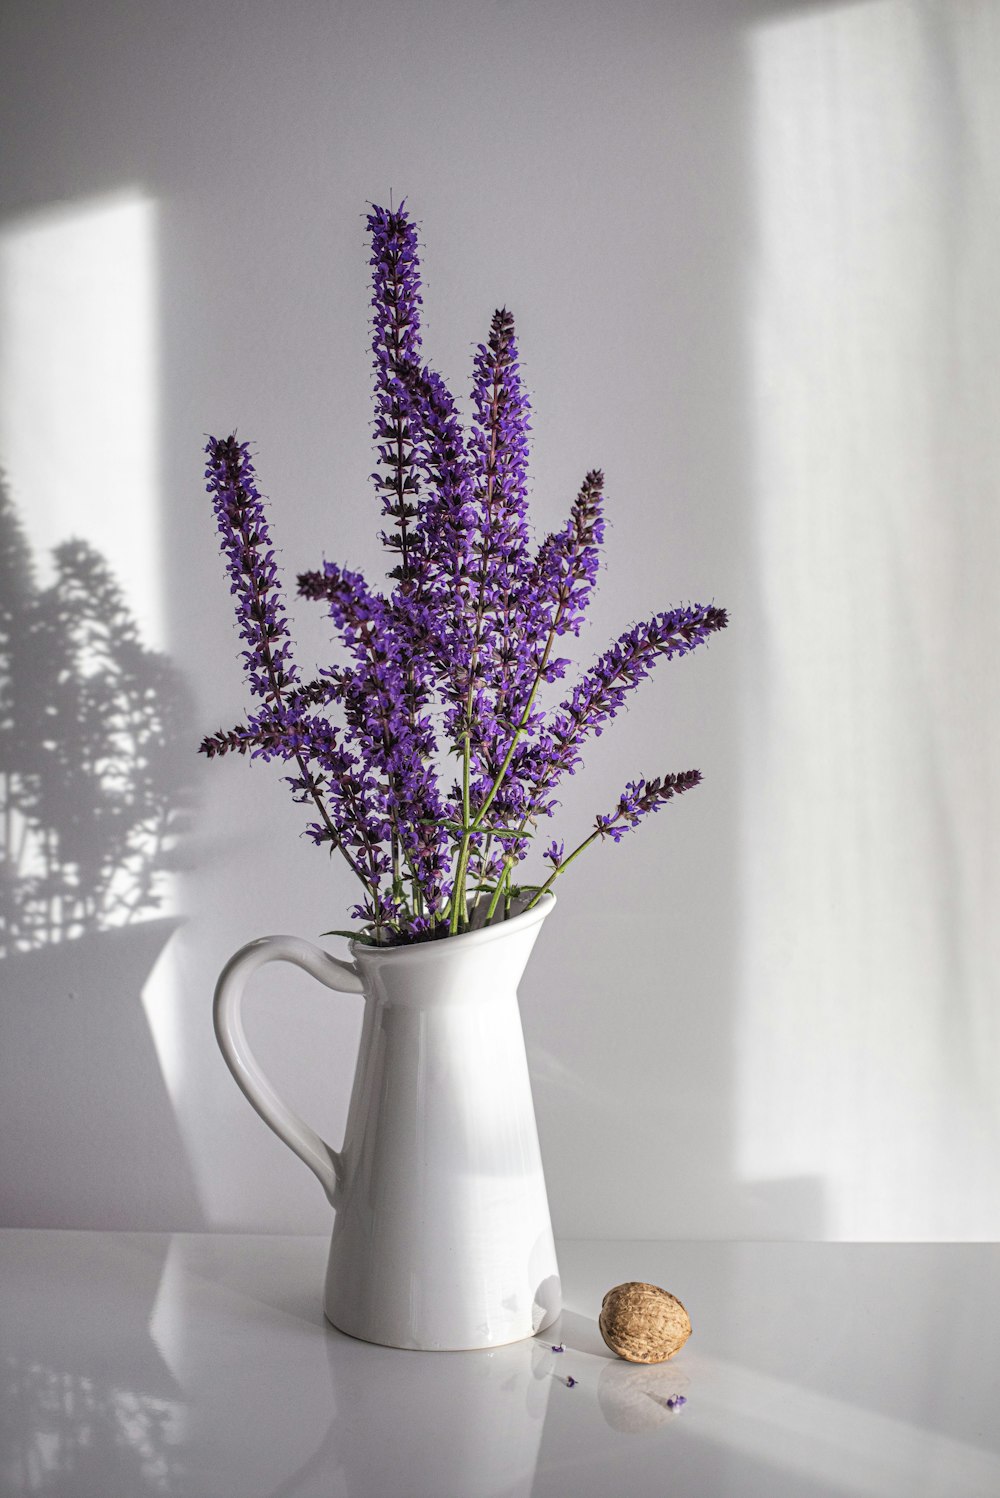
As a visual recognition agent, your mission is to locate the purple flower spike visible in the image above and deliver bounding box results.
[594,770,703,843]
[394,359,477,690]
[368,203,425,586]
[531,470,605,649]
[513,602,727,820]
[298,561,450,916]
[464,309,545,792]
[204,435,299,706]
[470,308,531,552]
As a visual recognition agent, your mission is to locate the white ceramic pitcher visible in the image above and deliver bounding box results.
[213,893,560,1351]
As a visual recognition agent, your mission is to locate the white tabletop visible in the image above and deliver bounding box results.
[1,1231,997,1497]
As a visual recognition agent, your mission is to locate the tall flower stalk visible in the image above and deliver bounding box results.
[201,200,728,943]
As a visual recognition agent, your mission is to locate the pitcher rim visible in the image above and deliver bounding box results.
[349,891,556,962]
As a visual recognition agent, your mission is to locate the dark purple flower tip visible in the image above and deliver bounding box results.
[565,1375,578,1388]
[529,469,605,644]
[666,1394,687,1409]
[594,769,702,844]
[550,1342,565,1353]
[204,434,300,707]
[368,202,428,584]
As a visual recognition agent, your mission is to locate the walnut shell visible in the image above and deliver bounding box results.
[599,1281,692,1364]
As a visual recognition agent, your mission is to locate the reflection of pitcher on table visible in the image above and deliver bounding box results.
[312,1333,554,1498]
[214,894,561,1351]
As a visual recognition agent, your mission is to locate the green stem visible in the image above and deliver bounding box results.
[523,828,602,910]
[484,855,515,923]
[391,833,403,904]
[450,354,506,929]
[450,733,474,933]
[465,832,495,909]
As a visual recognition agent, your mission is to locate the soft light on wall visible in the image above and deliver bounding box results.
[738,0,1000,1239]
[0,191,162,646]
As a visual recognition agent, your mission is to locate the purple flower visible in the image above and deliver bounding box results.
[530,469,605,651]
[457,469,607,852]
[428,307,535,821]
[298,561,450,915]
[202,437,402,932]
[470,309,531,551]
[367,202,425,586]
[468,309,534,710]
[514,603,727,820]
[200,200,729,941]
[594,771,703,843]
[203,435,299,705]
[392,358,478,720]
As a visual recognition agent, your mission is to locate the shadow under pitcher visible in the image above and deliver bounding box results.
[213,894,561,1350]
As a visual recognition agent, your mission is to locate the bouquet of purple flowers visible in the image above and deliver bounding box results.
[201,202,727,943]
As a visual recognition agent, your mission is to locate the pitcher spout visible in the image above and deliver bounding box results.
[347,892,555,1009]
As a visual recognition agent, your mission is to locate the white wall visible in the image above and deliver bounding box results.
[0,0,996,1240]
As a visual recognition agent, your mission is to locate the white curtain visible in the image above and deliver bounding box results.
[738,0,1000,1237]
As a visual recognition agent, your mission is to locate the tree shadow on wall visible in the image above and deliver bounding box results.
[0,474,203,1227]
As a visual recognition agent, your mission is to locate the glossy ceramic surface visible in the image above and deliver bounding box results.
[213,896,560,1349]
[2,1232,998,1498]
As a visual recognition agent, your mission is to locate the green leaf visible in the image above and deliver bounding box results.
[320,928,379,945]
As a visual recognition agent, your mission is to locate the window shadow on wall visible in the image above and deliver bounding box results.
[0,477,203,1227]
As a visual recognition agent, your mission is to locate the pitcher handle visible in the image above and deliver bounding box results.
[213,934,364,1206]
